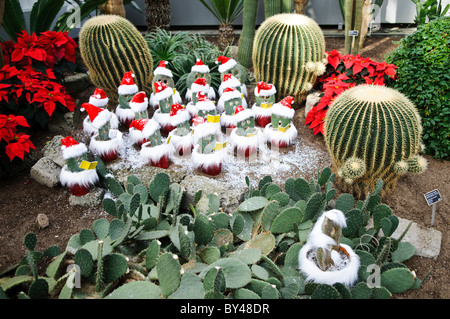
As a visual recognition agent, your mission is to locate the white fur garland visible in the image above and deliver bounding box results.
[59,165,99,188]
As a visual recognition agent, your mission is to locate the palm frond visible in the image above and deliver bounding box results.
[2,0,27,41]
[197,0,244,24]
[29,0,65,34]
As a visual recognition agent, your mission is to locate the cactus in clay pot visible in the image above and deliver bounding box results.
[167,103,194,156]
[79,15,153,102]
[59,136,99,196]
[149,61,182,109]
[324,85,426,197]
[252,13,326,104]
[139,119,174,169]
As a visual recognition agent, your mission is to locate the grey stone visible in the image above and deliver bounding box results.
[304,91,321,117]
[41,135,65,167]
[391,217,442,260]
[69,187,105,207]
[64,73,92,96]
[180,175,247,214]
[48,112,76,134]
[30,157,61,188]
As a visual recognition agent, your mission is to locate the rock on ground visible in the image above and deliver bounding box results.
[30,157,61,188]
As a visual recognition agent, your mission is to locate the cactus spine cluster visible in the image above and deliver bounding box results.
[324,85,426,197]
[252,13,326,104]
[79,15,154,103]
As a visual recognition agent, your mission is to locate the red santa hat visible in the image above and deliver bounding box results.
[254,81,276,97]
[191,59,210,74]
[118,71,139,95]
[191,77,210,94]
[153,60,173,78]
[169,103,190,127]
[215,55,237,74]
[129,118,160,141]
[89,88,109,107]
[81,102,112,129]
[234,105,255,123]
[196,91,216,112]
[271,96,295,119]
[129,91,149,113]
[60,136,88,160]
[154,81,174,101]
[219,73,242,93]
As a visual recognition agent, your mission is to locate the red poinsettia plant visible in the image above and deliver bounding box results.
[305,49,398,135]
[0,30,82,171]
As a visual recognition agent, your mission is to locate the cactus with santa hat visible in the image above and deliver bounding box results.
[186,78,214,118]
[152,81,179,134]
[129,91,149,120]
[185,59,216,101]
[191,116,226,176]
[229,105,265,158]
[59,136,99,196]
[252,81,277,128]
[149,61,182,109]
[83,88,119,136]
[139,119,174,169]
[263,96,298,148]
[82,103,123,162]
[115,71,140,127]
[215,55,248,97]
[167,103,194,156]
[218,87,245,130]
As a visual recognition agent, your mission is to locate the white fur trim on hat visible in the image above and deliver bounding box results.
[115,105,136,123]
[263,123,297,146]
[252,103,273,118]
[234,108,255,123]
[140,142,174,163]
[271,102,295,119]
[168,129,194,155]
[89,130,123,157]
[59,165,99,188]
[118,84,139,96]
[229,128,265,154]
[218,59,237,73]
[154,66,173,78]
[155,87,174,101]
[191,82,210,94]
[254,85,276,97]
[220,88,242,102]
[91,109,112,129]
[129,98,149,113]
[83,113,118,136]
[149,93,158,109]
[170,108,191,127]
[191,144,225,170]
[173,90,182,104]
[219,77,242,95]
[89,95,109,107]
[186,102,198,118]
[61,142,87,160]
[191,64,210,74]
[196,100,216,112]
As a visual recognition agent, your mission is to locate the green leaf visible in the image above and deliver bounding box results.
[156,253,182,298]
[169,272,205,299]
[24,233,37,251]
[29,0,65,34]
[270,207,304,234]
[238,196,269,212]
[381,267,415,293]
[391,242,416,263]
[104,281,161,299]
[200,258,252,289]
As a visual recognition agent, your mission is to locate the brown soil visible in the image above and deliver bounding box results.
[0,35,448,299]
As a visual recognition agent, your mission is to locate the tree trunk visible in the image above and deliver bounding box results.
[218,23,235,52]
[145,0,171,31]
[294,0,309,14]
[359,0,372,49]
[99,0,126,17]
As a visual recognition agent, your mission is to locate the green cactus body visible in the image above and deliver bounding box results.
[118,94,132,110]
[252,13,326,105]
[236,116,256,137]
[324,85,425,197]
[79,15,154,103]
[238,0,259,68]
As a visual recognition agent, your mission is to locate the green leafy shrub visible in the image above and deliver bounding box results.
[386,17,450,160]
[0,169,422,299]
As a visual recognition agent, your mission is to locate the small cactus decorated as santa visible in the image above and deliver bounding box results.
[186,78,213,118]
[298,209,360,287]
[149,61,182,109]
[152,80,178,134]
[83,88,119,136]
[59,136,99,196]
[252,81,277,128]
[128,118,157,146]
[82,103,123,162]
[167,103,194,156]
[215,55,248,97]
[218,87,245,130]
[129,91,149,120]
[191,116,225,176]
[116,71,139,127]
[140,119,174,169]
[229,105,265,158]
[263,96,297,148]
[218,73,247,108]
[185,59,216,101]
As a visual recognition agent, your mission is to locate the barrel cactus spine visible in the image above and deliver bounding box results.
[79,15,154,105]
[324,85,426,197]
[252,13,326,105]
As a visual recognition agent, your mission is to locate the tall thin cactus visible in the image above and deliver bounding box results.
[344,0,364,55]
[238,0,259,68]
